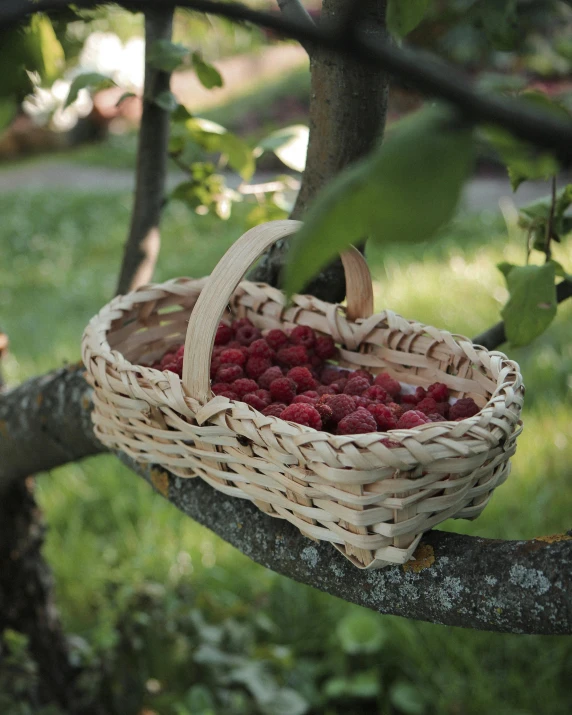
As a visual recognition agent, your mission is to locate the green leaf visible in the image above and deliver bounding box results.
[260,688,309,715]
[0,98,17,132]
[389,681,426,715]
[154,90,178,112]
[192,52,223,89]
[501,263,557,346]
[245,202,289,230]
[336,611,388,654]
[115,91,136,107]
[387,0,432,37]
[497,262,516,279]
[257,125,309,172]
[147,39,188,72]
[284,107,474,297]
[65,72,115,108]
[476,0,519,51]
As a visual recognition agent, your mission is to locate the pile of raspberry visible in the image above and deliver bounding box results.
[152,318,480,435]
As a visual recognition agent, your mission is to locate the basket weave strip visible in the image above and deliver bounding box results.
[83,220,524,569]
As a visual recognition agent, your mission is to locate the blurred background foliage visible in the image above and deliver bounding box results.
[1,1,572,713]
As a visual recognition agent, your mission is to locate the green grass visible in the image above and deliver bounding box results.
[1,189,572,714]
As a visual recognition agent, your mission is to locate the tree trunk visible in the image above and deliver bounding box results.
[250,0,389,301]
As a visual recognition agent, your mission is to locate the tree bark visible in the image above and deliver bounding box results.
[250,0,389,301]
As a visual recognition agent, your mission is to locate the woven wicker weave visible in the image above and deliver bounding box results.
[82,220,524,569]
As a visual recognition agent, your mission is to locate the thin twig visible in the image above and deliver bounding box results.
[4,0,572,161]
[544,175,557,262]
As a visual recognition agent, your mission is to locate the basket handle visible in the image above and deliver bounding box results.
[182,219,374,402]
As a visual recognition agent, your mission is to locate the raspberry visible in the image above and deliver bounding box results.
[321,366,343,385]
[269,377,297,404]
[310,355,324,370]
[216,364,244,383]
[262,403,287,417]
[163,358,182,376]
[246,356,272,379]
[374,373,401,398]
[331,379,348,393]
[232,317,253,330]
[367,403,397,431]
[415,387,427,402]
[315,402,334,426]
[160,349,176,368]
[281,403,322,430]
[277,345,308,367]
[264,329,289,350]
[226,340,242,350]
[248,339,274,359]
[427,382,449,402]
[396,410,430,429]
[353,369,374,385]
[210,356,222,379]
[354,396,373,409]
[380,438,400,448]
[316,385,337,396]
[401,394,419,406]
[337,408,377,435]
[175,345,184,357]
[388,402,407,420]
[363,385,389,403]
[427,413,445,422]
[252,389,271,406]
[289,325,316,349]
[293,394,318,405]
[416,397,439,416]
[287,367,316,392]
[212,384,237,399]
[344,377,371,396]
[449,398,480,420]
[323,394,356,423]
[258,366,284,390]
[231,378,259,397]
[236,325,262,346]
[219,348,247,366]
[242,392,269,411]
[215,323,233,345]
[314,335,337,360]
[435,402,449,417]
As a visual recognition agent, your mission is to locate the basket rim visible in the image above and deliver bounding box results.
[83,276,524,448]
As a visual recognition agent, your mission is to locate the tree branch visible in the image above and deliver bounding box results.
[0,370,571,634]
[276,0,315,53]
[4,0,572,162]
[473,278,572,350]
[115,8,174,296]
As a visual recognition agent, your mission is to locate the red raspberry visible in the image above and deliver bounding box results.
[270,377,297,404]
[401,394,419,406]
[344,377,371,396]
[320,366,343,385]
[316,385,337,396]
[380,438,400,448]
[323,394,356,423]
[415,387,427,402]
[281,403,322,430]
[289,325,316,349]
[252,389,271,406]
[293,394,318,405]
[265,329,289,350]
[231,378,259,397]
[427,413,445,422]
[210,356,222,379]
[219,348,247,366]
[160,349,176,368]
[354,396,372,409]
[212,384,238,399]
[309,355,324,370]
[236,325,262,346]
[226,340,242,350]
[216,364,244,383]
[243,392,269,411]
[258,366,284,390]
[388,402,407,420]
[215,323,233,345]
[163,358,182,376]
[353,369,374,384]
[367,403,397,431]
[416,397,439,416]
[363,385,388,403]
[374,373,401,398]
[248,339,274,359]
[331,379,348,393]
[262,403,287,417]
[232,317,253,330]
[337,408,377,435]
[396,410,430,429]
[287,367,316,392]
[277,345,308,367]
[315,335,337,360]
[315,402,334,426]
[246,356,272,380]
[427,382,449,402]
[300,390,319,400]
[436,402,449,417]
[175,344,184,357]
[449,398,480,420]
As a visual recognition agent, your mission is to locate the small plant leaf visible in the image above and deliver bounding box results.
[389,681,426,715]
[192,52,223,89]
[501,263,557,346]
[65,72,115,108]
[154,90,179,112]
[257,125,309,172]
[387,0,432,37]
[147,39,188,72]
[336,611,388,654]
[284,107,474,297]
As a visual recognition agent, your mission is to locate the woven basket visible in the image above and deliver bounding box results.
[82,220,524,569]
